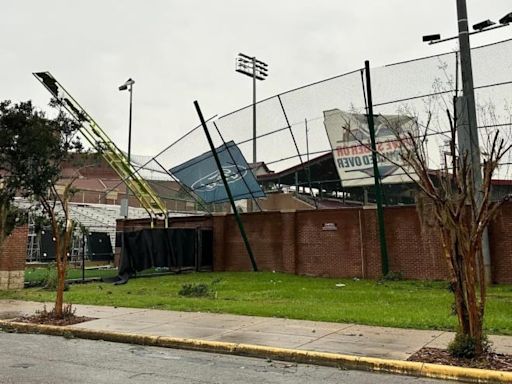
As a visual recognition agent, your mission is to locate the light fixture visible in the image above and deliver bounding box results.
[118,78,135,91]
[423,12,511,45]
[499,12,512,25]
[472,19,495,31]
[422,34,441,42]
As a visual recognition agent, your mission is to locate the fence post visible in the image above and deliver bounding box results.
[194,100,258,272]
[364,60,389,276]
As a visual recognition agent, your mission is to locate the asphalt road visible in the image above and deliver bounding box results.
[0,332,451,384]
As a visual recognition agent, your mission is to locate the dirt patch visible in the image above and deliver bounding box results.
[0,312,22,320]
[13,304,95,327]
[408,347,512,372]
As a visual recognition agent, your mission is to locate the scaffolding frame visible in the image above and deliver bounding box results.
[33,72,168,226]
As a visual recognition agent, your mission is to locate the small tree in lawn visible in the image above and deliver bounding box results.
[38,107,83,319]
[383,112,509,357]
[0,100,82,318]
[339,100,510,357]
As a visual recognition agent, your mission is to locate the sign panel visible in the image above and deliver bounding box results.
[323,109,418,187]
[170,141,265,204]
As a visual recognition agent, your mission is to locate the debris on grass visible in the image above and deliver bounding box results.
[14,304,94,326]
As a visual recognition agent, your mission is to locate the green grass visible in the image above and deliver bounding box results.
[24,266,118,283]
[2,271,511,335]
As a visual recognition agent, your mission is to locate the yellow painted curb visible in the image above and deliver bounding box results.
[1,320,511,383]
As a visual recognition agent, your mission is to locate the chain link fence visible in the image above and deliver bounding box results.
[22,38,512,283]
[132,38,512,209]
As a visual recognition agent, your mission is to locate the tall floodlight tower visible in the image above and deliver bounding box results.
[235,53,269,164]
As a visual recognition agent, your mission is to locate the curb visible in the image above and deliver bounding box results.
[1,320,511,383]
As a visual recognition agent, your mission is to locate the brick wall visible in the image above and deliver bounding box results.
[0,225,28,290]
[211,206,451,280]
[489,203,512,283]
[382,206,447,280]
[119,203,512,283]
[213,211,279,273]
[295,209,362,277]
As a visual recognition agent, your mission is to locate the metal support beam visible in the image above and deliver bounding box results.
[364,60,389,276]
[194,101,258,272]
[456,0,491,284]
[33,72,168,225]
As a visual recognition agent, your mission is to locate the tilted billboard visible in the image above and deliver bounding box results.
[323,109,418,187]
[170,141,265,204]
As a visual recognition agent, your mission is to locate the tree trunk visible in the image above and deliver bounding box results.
[53,216,73,319]
[54,258,65,319]
[440,218,485,356]
[51,215,63,319]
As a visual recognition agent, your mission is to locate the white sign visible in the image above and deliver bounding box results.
[322,223,338,231]
[323,109,418,187]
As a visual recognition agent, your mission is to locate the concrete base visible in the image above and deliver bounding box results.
[0,270,24,290]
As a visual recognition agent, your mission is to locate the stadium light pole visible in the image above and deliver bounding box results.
[235,53,268,164]
[119,78,135,218]
[423,4,511,284]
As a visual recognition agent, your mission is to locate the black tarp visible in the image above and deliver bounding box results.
[87,232,113,261]
[198,230,213,270]
[40,230,56,260]
[116,228,209,283]
[39,230,75,261]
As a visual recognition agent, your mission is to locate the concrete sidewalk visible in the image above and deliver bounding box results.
[1,299,512,361]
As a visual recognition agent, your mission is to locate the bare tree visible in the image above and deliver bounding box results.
[392,109,509,356]
[339,105,510,356]
[401,121,509,356]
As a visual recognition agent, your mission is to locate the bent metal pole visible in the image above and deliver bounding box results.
[364,60,389,276]
[194,100,258,272]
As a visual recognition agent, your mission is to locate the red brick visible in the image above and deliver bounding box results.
[117,203,512,283]
[0,225,28,274]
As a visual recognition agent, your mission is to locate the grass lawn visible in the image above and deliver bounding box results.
[1,271,511,335]
[24,266,118,283]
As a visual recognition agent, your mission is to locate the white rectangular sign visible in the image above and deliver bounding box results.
[323,109,418,187]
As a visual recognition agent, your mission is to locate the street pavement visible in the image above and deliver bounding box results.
[0,332,452,384]
[1,300,511,361]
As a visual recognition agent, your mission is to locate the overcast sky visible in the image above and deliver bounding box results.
[2,0,511,162]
